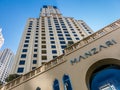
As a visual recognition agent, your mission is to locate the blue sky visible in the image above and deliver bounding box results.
[0,0,120,53]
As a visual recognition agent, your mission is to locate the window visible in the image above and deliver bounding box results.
[36,33,38,35]
[22,49,27,52]
[33,54,37,57]
[41,37,46,39]
[63,28,67,30]
[57,31,62,33]
[63,75,72,90]
[41,34,45,36]
[36,87,41,90]
[61,45,67,49]
[53,56,57,59]
[19,60,25,65]
[26,33,30,35]
[42,56,47,60]
[35,37,38,39]
[43,5,47,8]
[42,30,45,33]
[72,31,76,33]
[49,31,53,33]
[61,24,65,26]
[53,6,57,9]
[62,26,66,28]
[42,41,46,44]
[42,45,46,48]
[50,34,53,36]
[59,37,64,40]
[49,28,52,30]
[64,31,69,33]
[42,50,46,54]
[52,50,57,54]
[32,67,36,70]
[62,50,65,53]
[21,54,26,58]
[36,28,39,30]
[25,40,29,43]
[50,37,54,40]
[58,34,63,36]
[34,49,37,52]
[28,28,32,30]
[36,25,39,27]
[88,32,92,34]
[68,41,74,45]
[35,40,38,43]
[74,34,78,36]
[28,30,31,32]
[76,38,80,40]
[65,34,70,36]
[53,79,60,90]
[67,38,72,40]
[49,26,52,27]
[55,24,59,26]
[26,37,30,39]
[34,44,38,47]
[56,28,61,30]
[51,45,56,48]
[60,41,66,44]
[24,44,28,47]
[33,60,37,64]
[17,68,24,73]
[51,41,55,44]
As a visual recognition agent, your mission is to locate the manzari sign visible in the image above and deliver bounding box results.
[70,39,117,65]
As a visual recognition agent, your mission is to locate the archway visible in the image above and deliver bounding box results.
[86,58,120,90]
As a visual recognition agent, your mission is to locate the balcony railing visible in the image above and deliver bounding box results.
[0,54,65,90]
[64,19,120,55]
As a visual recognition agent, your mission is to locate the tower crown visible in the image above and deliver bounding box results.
[40,5,61,17]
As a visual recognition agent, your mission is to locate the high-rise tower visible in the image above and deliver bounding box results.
[0,48,14,84]
[12,5,94,74]
[0,28,4,49]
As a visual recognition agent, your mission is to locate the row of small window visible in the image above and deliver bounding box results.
[21,50,57,58]
[19,60,37,65]
[51,45,66,49]
[17,67,36,73]
[24,40,39,43]
[50,37,72,41]
[20,54,37,58]
[35,74,72,90]
[50,41,66,44]
[49,31,70,37]
[65,19,72,27]
[23,44,66,50]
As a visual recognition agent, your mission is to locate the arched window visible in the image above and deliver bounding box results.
[53,79,60,90]
[36,87,41,90]
[90,65,120,90]
[63,75,72,90]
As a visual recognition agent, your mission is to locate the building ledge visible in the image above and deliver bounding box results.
[64,19,120,55]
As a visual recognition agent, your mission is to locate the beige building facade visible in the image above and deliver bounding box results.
[1,19,120,90]
[12,5,93,75]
